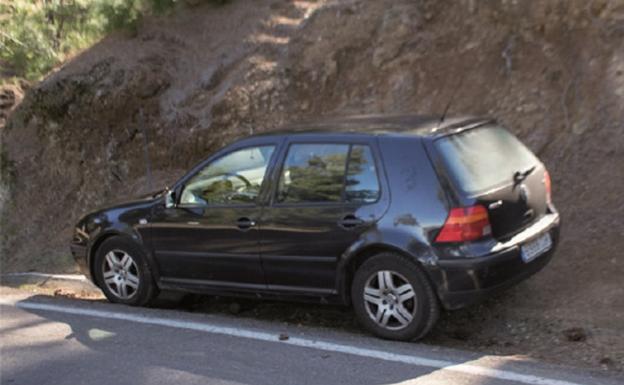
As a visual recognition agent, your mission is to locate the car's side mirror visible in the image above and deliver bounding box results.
[165,189,176,209]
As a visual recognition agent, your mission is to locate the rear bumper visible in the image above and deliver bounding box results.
[429,213,560,310]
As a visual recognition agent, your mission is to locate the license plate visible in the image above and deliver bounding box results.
[521,233,552,263]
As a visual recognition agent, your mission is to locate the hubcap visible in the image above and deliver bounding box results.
[102,249,140,300]
[363,270,417,331]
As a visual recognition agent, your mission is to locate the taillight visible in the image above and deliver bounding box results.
[435,205,492,243]
[544,170,552,204]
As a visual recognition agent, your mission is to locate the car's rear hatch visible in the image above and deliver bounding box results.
[433,124,549,241]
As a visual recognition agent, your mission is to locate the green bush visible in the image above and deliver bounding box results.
[95,0,143,34]
[0,0,207,81]
[0,1,106,80]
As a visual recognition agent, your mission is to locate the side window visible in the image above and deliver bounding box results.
[180,145,275,206]
[277,144,349,203]
[345,145,380,203]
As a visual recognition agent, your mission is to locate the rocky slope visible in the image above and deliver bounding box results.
[1,0,624,370]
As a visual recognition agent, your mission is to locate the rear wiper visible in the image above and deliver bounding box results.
[513,166,536,184]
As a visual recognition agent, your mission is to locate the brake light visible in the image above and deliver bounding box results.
[435,205,491,243]
[544,170,552,204]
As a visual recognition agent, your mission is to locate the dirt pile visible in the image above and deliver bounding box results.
[1,0,623,370]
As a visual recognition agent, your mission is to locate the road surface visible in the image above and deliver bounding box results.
[0,289,622,385]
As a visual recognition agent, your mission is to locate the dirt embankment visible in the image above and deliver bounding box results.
[1,0,623,372]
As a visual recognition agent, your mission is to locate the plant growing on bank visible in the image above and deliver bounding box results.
[1,0,103,80]
[0,0,226,82]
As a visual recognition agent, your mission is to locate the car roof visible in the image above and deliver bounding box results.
[250,114,495,140]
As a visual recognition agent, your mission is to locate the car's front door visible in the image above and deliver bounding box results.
[150,141,278,289]
[259,140,386,294]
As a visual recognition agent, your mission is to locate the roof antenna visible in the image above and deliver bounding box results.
[436,74,466,131]
[139,108,153,192]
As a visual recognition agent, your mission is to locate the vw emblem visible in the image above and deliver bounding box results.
[519,184,530,202]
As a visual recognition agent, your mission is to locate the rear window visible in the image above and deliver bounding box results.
[434,125,539,195]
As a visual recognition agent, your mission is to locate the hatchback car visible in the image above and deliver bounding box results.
[71,114,560,340]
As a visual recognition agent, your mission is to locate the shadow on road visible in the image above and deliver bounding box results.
[4,294,621,385]
[2,295,455,385]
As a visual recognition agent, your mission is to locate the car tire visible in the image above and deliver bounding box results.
[93,236,159,306]
[351,252,439,341]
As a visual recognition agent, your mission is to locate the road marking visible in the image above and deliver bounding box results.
[1,272,88,282]
[0,299,587,385]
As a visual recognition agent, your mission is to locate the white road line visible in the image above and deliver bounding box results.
[0,299,586,385]
[1,272,88,282]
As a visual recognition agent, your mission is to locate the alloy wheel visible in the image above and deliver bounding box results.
[102,249,140,300]
[363,270,417,331]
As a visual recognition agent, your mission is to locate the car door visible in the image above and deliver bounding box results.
[150,140,279,288]
[259,138,388,294]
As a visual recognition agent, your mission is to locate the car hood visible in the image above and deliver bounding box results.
[77,189,164,224]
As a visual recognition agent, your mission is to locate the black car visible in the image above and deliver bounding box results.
[70,114,560,341]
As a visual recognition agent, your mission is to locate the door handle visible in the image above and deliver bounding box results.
[338,214,365,229]
[236,217,256,230]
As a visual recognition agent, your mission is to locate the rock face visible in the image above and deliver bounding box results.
[1,0,623,306]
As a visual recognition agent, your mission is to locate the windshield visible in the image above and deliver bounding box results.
[434,125,539,195]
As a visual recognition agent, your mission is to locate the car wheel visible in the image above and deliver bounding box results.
[93,236,159,306]
[351,252,439,341]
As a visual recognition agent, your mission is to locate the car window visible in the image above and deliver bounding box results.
[345,145,380,203]
[434,125,539,195]
[277,144,349,203]
[180,145,275,206]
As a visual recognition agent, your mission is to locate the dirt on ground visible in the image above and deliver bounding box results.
[1,0,623,373]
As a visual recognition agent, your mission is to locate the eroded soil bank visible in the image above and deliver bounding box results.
[2,0,623,372]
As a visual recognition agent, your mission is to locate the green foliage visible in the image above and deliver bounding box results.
[150,0,177,14]
[95,0,143,34]
[0,0,218,81]
[0,0,107,80]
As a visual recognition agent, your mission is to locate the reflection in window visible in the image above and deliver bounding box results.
[434,125,538,194]
[345,145,380,203]
[277,144,349,203]
[180,146,275,206]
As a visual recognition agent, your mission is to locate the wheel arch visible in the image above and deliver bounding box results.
[87,229,158,287]
[87,231,124,286]
[337,241,438,305]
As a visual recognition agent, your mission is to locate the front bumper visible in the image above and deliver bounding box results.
[429,213,560,310]
[70,243,91,280]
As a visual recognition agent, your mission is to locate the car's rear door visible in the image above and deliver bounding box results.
[258,137,388,294]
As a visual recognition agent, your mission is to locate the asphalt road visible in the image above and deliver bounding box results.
[0,290,622,385]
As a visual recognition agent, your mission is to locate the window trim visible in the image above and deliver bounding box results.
[177,143,278,209]
[270,140,382,208]
[344,143,382,205]
[339,144,353,203]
